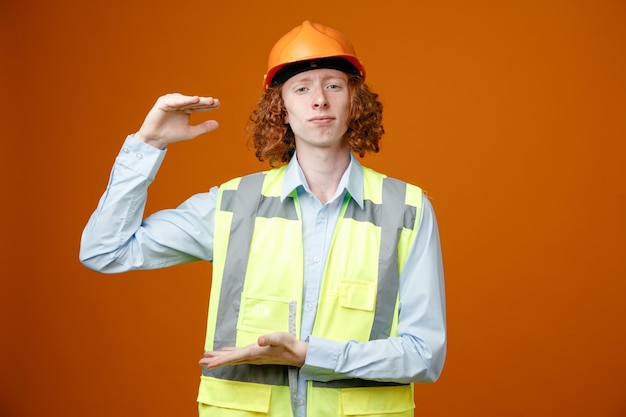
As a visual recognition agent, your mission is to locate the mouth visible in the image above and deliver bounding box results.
[309,116,335,123]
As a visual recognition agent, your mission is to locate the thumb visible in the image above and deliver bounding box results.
[258,332,291,347]
[258,335,270,347]
[188,119,219,139]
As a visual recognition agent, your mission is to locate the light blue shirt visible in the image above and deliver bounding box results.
[80,135,447,416]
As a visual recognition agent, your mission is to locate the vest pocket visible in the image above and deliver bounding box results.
[340,385,414,416]
[198,376,293,416]
[236,293,292,346]
[197,376,271,414]
[339,280,376,311]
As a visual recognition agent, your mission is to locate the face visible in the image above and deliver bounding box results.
[281,68,351,153]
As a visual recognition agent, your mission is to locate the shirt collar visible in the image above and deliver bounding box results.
[281,152,364,209]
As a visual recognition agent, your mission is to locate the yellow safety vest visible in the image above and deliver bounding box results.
[197,164,423,416]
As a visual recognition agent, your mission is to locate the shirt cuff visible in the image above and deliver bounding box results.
[116,134,167,181]
[300,336,342,381]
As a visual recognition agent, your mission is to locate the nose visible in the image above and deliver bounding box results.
[312,87,328,109]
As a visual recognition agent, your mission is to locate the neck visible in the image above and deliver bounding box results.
[296,146,351,205]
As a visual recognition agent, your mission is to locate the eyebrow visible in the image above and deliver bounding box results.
[288,73,348,85]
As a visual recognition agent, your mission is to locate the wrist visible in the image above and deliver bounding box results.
[134,132,166,150]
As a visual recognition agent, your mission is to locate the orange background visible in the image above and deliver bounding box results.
[2,0,625,416]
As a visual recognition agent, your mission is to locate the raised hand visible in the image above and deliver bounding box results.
[135,93,221,149]
[199,332,308,369]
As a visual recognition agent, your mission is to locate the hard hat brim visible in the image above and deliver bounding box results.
[267,56,364,89]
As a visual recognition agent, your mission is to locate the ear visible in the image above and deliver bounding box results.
[283,110,289,125]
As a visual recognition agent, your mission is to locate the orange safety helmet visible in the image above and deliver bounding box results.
[263,20,366,90]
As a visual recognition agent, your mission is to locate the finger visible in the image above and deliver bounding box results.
[199,357,222,367]
[158,93,199,109]
[199,352,229,366]
[177,100,221,114]
[199,351,247,368]
[201,344,242,358]
[202,348,232,359]
[196,97,220,108]
[188,120,219,138]
[258,332,292,347]
[161,96,220,112]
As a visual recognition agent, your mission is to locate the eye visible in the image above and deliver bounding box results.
[326,82,344,91]
[295,86,308,93]
[293,87,307,94]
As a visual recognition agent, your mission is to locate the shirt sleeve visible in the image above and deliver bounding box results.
[79,135,218,273]
[300,196,447,384]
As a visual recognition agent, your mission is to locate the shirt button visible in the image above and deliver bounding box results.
[313,256,320,263]
[136,153,143,159]
[122,147,129,153]
[306,303,314,310]
[319,212,326,219]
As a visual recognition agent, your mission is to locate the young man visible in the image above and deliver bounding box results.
[80,20,446,417]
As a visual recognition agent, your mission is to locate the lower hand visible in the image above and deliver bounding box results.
[199,332,308,369]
